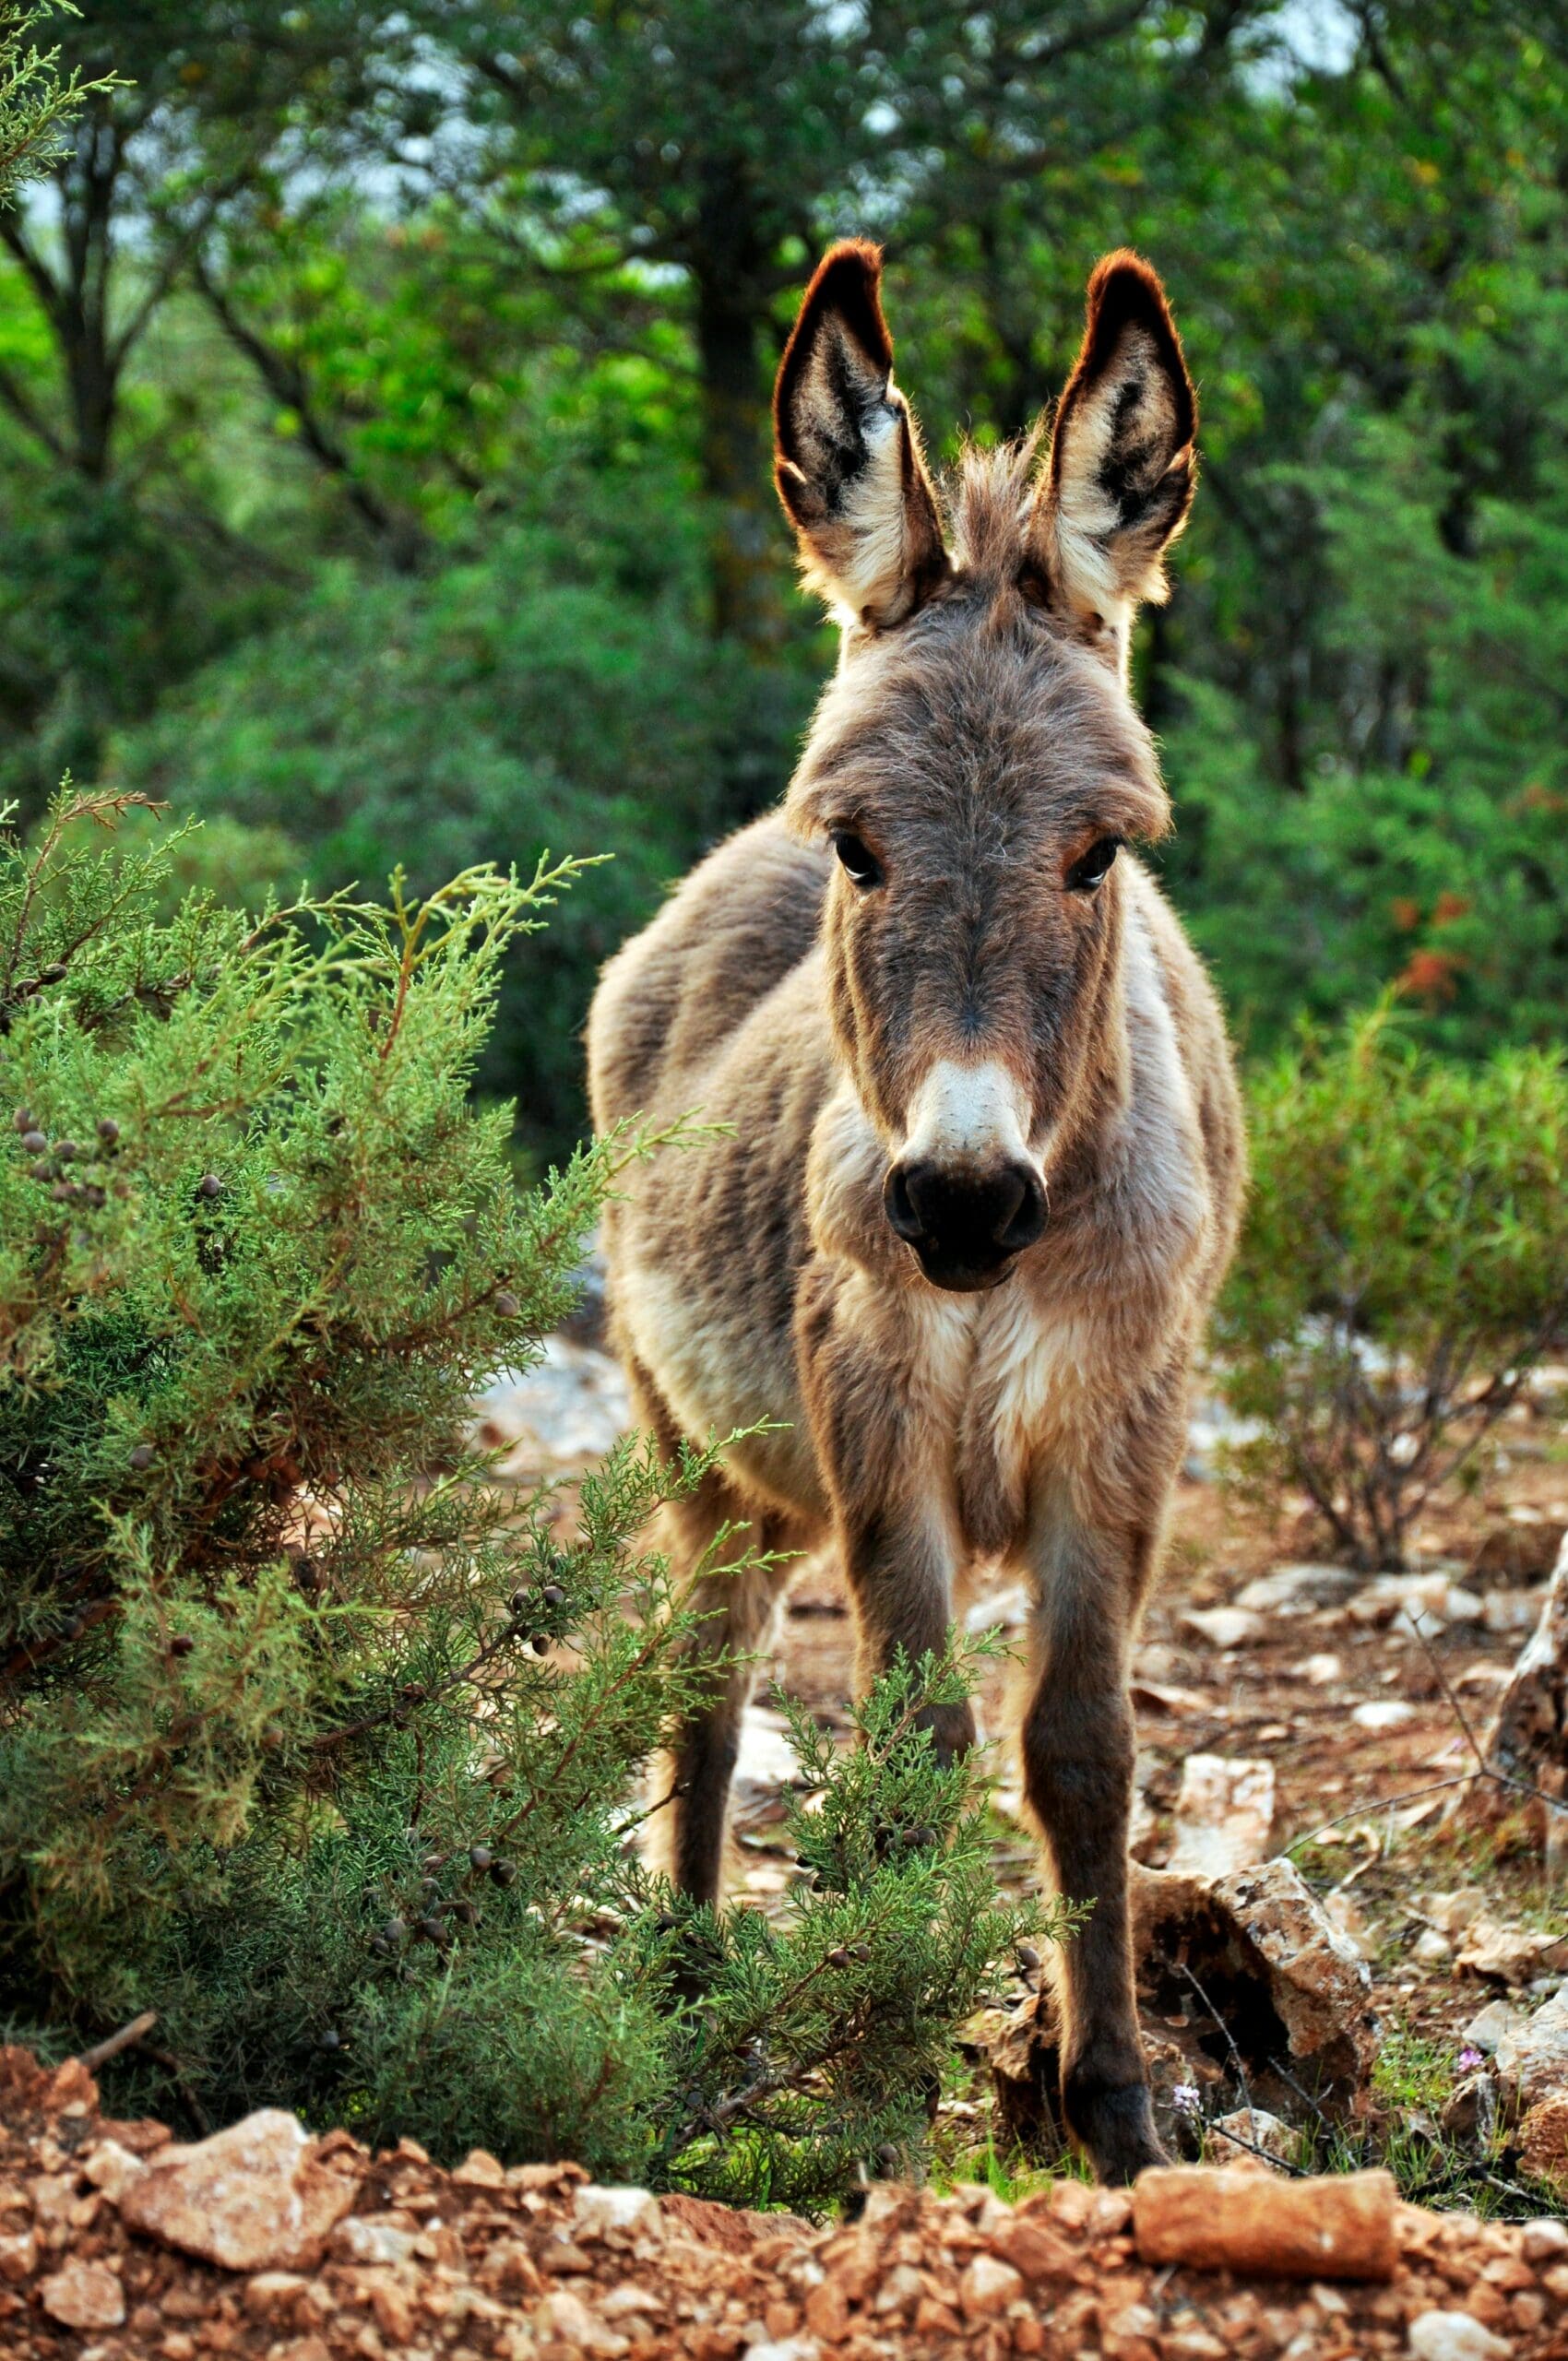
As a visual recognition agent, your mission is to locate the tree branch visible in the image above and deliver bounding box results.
[0,353,64,458]
[192,253,426,572]
[0,202,64,322]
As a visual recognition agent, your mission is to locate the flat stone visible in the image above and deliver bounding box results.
[1181,1607,1267,1651]
[80,2138,147,2203]
[988,2213,1076,2281]
[535,2285,630,2355]
[957,2253,1022,2318]
[333,2214,417,2267]
[1235,1565,1362,1614]
[1347,1575,1482,1634]
[1494,1984,1568,2113]
[1133,2166,1396,2279]
[1209,2106,1299,2172]
[1420,1890,1484,1937]
[1455,1919,1568,1986]
[1480,1587,1548,1634]
[1166,1754,1276,1878]
[115,2106,360,2272]
[1461,1997,1523,2056]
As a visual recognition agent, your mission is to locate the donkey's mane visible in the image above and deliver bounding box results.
[943,431,1046,575]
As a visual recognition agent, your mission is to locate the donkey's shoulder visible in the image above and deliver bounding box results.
[588,814,830,1130]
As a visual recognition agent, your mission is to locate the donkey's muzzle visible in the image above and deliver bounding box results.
[883,1157,1047,1292]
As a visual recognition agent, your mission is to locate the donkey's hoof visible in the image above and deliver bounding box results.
[1063,2073,1167,2186]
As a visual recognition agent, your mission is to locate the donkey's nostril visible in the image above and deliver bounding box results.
[884,1162,923,1244]
[996,1164,1048,1252]
[883,1157,1048,1286]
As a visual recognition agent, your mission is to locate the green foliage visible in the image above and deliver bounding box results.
[0,790,1036,2205]
[0,3,113,197]
[653,1642,1051,2212]
[104,540,816,1157]
[1217,1005,1568,1569]
[4,6,1568,1114]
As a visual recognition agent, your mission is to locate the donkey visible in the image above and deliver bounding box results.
[588,242,1245,2184]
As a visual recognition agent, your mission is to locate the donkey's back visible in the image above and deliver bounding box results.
[589,815,829,1137]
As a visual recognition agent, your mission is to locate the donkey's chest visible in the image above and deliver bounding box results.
[906,1290,1102,1558]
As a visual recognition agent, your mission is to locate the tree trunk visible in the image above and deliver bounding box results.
[1463,1532,1568,1869]
[688,150,787,653]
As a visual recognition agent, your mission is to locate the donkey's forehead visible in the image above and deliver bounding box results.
[791,603,1168,832]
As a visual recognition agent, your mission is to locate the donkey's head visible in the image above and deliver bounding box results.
[776,242,1196,1292]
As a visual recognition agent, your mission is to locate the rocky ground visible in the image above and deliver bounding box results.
[10,1335,1563,2361]
[3,2045,1565,2361]
[479,1337,1568,2211]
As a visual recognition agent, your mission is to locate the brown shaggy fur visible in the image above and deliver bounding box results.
[588,243,1244,2185]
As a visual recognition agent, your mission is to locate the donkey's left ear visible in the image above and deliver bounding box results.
[1032,251,1197,634]
[774,241,948,628]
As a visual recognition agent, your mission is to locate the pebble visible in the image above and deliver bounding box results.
[956,2252,1022,2317]
[1521,2215,1568,2260]
[1350,1699,1418,1731]
[1407,2312,1513,2361]
[574,2183,664,2241]
[39,2256,126,2330]
[116,2107,360,2272]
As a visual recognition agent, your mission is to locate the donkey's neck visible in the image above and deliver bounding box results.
[1038,887,1137,1197]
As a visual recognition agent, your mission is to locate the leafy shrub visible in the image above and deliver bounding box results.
[0,789,1036,2205]
[1216,1006,1568,1569]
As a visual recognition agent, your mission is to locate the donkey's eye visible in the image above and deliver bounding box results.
[1065,836,1123,894]
[831,831,884,890]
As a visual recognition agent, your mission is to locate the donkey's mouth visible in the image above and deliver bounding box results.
[911,1243,1024,1294]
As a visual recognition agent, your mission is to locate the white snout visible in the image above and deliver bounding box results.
[897,1058,1041,1176]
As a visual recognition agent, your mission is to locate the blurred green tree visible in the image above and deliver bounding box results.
[3,0,1567,1105]
[410,0,1235,644]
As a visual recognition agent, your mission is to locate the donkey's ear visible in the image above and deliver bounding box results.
[774,241,947,627]
[1034,251,1196,632]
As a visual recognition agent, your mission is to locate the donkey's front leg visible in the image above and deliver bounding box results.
[1021,1475,1165,2185]
[838,1497,974,1764]
[803,1286,971,1757]
[659,1495,794,1908]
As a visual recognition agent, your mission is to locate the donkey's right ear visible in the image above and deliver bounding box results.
[774,241,947,629]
